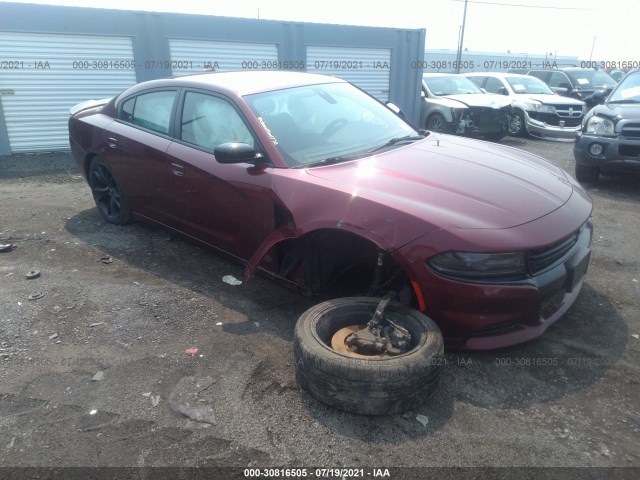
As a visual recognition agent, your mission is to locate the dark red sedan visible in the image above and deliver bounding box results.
[69,71,593,349]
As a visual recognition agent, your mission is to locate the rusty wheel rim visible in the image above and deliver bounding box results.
[330,325,390,359]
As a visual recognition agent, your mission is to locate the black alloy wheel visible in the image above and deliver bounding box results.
[89,157,132,225]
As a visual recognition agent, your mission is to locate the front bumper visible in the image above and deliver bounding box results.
[574,132,640,174]
[525,110,581,139]
[396,199,593,350]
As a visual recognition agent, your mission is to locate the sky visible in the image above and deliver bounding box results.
[2,0,638,62]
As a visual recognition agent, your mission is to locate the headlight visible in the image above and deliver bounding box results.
[523,102,555,114]
[534,104,556,114]
[428,251,527,279]
[585,115,615,136]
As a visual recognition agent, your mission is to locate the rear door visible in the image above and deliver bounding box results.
[103,89,178,223]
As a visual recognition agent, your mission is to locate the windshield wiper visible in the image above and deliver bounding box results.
[368,134,425,154]
[297,134,426,168]
[297,154,368,169]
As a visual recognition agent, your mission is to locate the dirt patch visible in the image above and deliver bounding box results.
[0,140,638,473]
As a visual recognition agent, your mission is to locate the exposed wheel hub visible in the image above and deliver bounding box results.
[330,292,412,358]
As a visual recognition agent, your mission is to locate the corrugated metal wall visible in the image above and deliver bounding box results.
[169,39,279,76]
[0,32,136,152]
[306,46,391,102]
[0,4,426,154]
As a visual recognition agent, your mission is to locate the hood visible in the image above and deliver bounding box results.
[596,102,640,120]
[306,134,574,231]
[517,93,585,106]
[439,94,512,109]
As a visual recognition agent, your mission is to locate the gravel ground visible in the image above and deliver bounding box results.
[0,138,638,479]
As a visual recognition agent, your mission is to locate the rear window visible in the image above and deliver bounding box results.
[117,90,177,135]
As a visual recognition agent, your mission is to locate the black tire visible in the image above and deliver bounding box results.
[293,297,444,415]
[426,113,451,133]
[88,156,133,225]
[575,163,599,183]
[508,110,527,137]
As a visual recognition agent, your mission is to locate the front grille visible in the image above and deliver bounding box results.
[541,291,565,319]
[529,111,582,127]
[550,105,584,118]
[472,321,522,337]
[527,231,579,274]
[619,144,640,157]
[621,123,640,138]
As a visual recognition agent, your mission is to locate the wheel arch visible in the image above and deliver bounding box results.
[84,152,99,180]
[247,225,417,302]
[425,109,454,129]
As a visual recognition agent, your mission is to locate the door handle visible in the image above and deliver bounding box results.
[107,137,118,149]
[170,162,185,176]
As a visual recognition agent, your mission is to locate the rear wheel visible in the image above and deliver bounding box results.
[294,297,444,415]
[88,156,133,225]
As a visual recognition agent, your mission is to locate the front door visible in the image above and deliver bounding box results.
[164,90,275,261]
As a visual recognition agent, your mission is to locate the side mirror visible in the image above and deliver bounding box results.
[385,102,406,118]
[214,142,263,164]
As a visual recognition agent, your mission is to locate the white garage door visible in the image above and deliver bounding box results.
[306,46,391,101]
[0,32,136,152]
[169,39,279,76]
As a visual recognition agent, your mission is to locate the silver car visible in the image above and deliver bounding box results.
[464,72,585,139]
[420,73,513,141]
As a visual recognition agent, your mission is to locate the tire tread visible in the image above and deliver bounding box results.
[293,297,444,415]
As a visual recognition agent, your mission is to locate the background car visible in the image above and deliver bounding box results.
[420,73,513,141]
[574,69,640,182]
[69,71,592,351]
[526,67,617,107]
[464,72,585,138]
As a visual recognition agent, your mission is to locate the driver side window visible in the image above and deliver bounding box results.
[181,92,254,151]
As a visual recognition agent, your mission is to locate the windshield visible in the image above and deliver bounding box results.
[423,75,483,95]
[244,82,417,167]
[608,71,640,103]
[566,70,617,88]
[506,76,554,95]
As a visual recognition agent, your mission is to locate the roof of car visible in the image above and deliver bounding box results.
[123,71,346,98]
[422,72,463,77]
[528,67,597,72]
[463,72,532,79]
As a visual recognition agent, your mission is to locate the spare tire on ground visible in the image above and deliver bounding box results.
[293,297,444,415]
